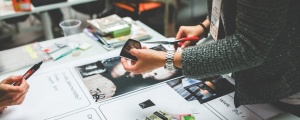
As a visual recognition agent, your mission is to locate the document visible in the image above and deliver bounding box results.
[0,68,90,120]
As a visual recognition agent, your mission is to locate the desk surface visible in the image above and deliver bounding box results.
[0,20,298,120]
[0,0,96,20]
[40,21,165,64]
[0,20,165,77]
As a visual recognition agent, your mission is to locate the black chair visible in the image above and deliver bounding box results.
[71,0,106,19]
[31,0,67,26]
[3,15,30,33]
[176,0,207,29]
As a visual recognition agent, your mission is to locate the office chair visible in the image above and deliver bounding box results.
[113,0,162,20]
[176,0,207,29]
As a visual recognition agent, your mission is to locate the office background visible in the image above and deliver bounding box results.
[0,0,207,51]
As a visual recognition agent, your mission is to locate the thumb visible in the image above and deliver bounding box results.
[2,75,23,84]
[130,48,139,56]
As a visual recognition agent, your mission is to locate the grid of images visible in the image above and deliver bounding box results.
[75,45,183,102]
[166,76,235,103]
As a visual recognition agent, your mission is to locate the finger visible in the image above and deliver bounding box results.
[19,79,29,91]
[130,60,136,65]
[129,72,136,77]
[1,84,23,93]
[142,46,147,49]
[121,57,134,72]
[176,27,184,39]
[0,106,7,113]
[181,41,191,49]
[10,86,28,106]
[10,93,25,106]
[14,94,26,105]
[2,75,23,84]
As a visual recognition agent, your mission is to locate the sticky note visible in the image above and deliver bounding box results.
[79,43,92,50]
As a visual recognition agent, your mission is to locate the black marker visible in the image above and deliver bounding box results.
[13,61,43,86]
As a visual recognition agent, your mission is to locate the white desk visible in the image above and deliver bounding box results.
[0,20,298,120]
[0,0,96,40]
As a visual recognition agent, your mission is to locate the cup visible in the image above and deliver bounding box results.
[59,19,82,36]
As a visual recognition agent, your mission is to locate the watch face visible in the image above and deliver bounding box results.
[120,39,141,61]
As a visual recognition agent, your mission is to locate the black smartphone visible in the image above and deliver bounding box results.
[120,39,141,61]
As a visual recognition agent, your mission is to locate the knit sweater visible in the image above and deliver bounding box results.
[181,0,300,107]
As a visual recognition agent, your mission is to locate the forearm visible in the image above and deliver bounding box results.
[173,19,210,68]
[180,0,289,78]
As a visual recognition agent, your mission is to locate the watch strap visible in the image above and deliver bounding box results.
[165,50,175,71]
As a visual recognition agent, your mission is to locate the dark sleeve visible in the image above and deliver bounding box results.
[181,0,289,78]
[207,0,212,20]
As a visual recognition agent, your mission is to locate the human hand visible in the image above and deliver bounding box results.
[0,75,30,113]
[121,48,166,74]
[176,25,204,49]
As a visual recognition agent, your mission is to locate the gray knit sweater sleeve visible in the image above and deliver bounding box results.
[182,0,289,78]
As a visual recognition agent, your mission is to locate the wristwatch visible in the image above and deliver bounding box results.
[165,50,176,71]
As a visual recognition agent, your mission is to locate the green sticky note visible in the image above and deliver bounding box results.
[182,116,195,120]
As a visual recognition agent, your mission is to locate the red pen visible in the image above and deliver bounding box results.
[12,61,43,86]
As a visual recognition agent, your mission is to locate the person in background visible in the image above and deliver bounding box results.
[0,75,30,113]
[121,0,300,117]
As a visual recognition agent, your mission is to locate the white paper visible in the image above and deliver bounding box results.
[0,68,91,120]
[98,84,194,120]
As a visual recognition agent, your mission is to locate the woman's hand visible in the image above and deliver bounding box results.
[176,25,204,49]
[121,48,166,74]
[176,19,210,49]
[0,75,30,113]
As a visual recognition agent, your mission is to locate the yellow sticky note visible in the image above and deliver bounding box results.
[24,45,38,59]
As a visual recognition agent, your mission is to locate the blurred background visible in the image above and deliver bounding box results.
[0,0,207,51]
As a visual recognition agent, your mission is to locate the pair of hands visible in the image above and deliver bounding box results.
[0,75,29,113]
[121,25,204,74]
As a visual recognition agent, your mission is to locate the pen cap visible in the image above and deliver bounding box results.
[34,61,43,69]
[37,61,43,66]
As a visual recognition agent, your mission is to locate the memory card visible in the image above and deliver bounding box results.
[120,39,141,61]
[139,99,155,109]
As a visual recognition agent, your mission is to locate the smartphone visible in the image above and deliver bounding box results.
[120,39,141,61]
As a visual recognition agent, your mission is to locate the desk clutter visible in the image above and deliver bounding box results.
[0,40,92,75]
[84,14,151,50]
[0,42,50,75]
